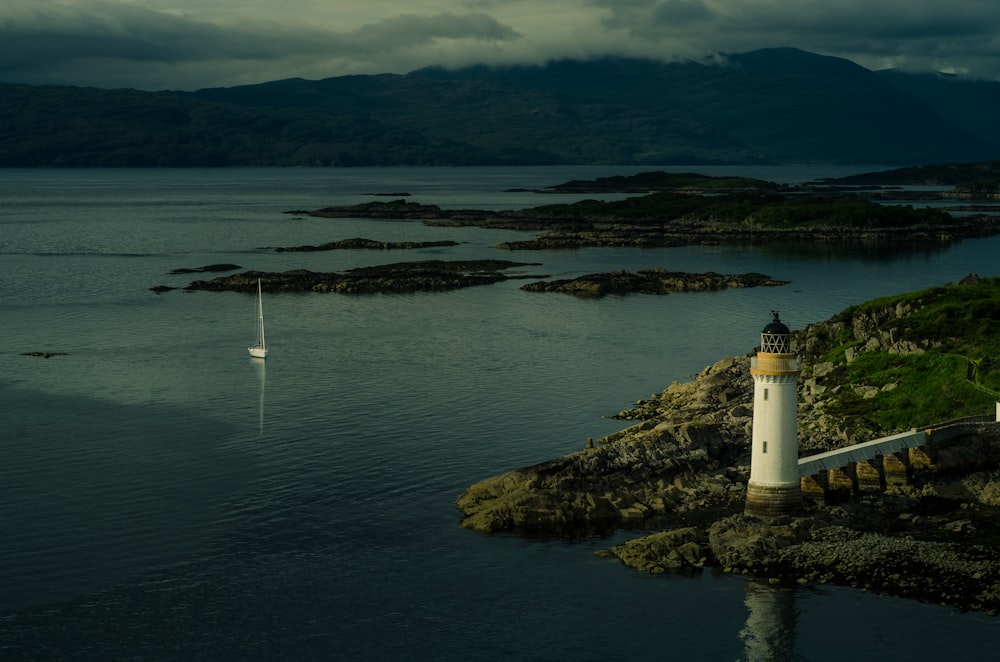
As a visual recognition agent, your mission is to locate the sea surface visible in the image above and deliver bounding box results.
[1,166,998,660]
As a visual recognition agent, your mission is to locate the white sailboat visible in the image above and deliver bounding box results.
[248,278,268,359]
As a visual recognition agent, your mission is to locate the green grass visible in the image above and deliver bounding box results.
[821,279,1000,431]
[827,353,996,430]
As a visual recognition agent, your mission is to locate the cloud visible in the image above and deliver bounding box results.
[0,1,524,88]
[589,0,1000,78]
[1,0,999,90]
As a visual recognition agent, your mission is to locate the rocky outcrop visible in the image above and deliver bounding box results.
[274,237,459,252]
[759,522,1000,613]
[457,280,1000,613]
[298,199,455,220]
[597,508,1000,613]
[179,262,790,298]
[169,263,241,274]
[296,195,1000,251]
[456,420,747,535]
[520,269,788,296]
[594,527,707,573]
[491,222,1000,250]
[182,260,543,294]
[458,355,759,532]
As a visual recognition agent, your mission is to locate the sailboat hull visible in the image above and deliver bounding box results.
[248,346,268,359]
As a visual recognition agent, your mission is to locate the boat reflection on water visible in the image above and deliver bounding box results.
[253,357,266,434]
[739,579,798,662]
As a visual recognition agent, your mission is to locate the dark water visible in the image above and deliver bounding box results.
[1,166,998,660]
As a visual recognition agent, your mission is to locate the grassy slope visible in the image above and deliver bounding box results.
[811,279,1000,432]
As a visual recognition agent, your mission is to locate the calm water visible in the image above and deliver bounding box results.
[1,166,998,660]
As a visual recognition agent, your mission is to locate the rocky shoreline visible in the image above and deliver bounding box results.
[457,356,1000,613]
[520,269,788,296]
[595,508,1000,614]
[455,283,1000,614]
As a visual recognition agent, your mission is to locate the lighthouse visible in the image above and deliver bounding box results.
[745,311,802,517]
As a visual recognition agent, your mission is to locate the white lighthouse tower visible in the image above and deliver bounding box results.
[746,311,802,517]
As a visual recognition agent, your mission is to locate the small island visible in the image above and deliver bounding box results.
[509,171,781,194]
[521,269,787,296]
[169,263,242,274]
[297,170,1000,250]
[274,237,460,252]
[176,262,788,297]
[183,260,544,294]
[456,276,1000,614]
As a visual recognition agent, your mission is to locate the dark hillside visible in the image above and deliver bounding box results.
[189,71,754,165]
[414,49,994,165]
[878,70,1000,150]
[3,48,999,167]
[0,83,494,167]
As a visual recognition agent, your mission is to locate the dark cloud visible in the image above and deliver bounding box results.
[0,3,286,88]
[0,3,522,89]
[593,0,1000,79]
[355,12,522,43]
[653,0,713,25]
[1,0,998,89]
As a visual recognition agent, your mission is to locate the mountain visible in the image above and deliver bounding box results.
[0,83,496,167]
[876,69,1000,151]
[411,49,995,165]
[2,48,998,167]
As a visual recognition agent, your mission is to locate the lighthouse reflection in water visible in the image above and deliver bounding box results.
[740,579,798,661]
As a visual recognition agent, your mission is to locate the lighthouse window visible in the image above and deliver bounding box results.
[763,441,768,453]
[763,388,769,401]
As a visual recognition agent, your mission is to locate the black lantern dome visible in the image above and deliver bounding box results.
[760,310,791,353]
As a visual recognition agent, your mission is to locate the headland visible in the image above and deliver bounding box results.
[456,277,1000,614]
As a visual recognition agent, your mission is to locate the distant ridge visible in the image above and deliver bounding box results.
[1,48,998,167]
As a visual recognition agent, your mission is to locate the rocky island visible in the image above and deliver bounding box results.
[297,171,1000,251]
[274,237,460,252]
[456,277,1000,614]
[183,260,543,294]
[176,264,792,297]
[521,269,787,296]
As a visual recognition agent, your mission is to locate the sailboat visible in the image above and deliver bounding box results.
[248,278,268,359]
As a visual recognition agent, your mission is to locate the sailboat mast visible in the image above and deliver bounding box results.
[248,277,268,359]
[257,278,265,349]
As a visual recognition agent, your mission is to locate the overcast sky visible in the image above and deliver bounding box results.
[3,0,1000,91]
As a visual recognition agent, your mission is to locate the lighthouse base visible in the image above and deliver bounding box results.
[745,482,802,518]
